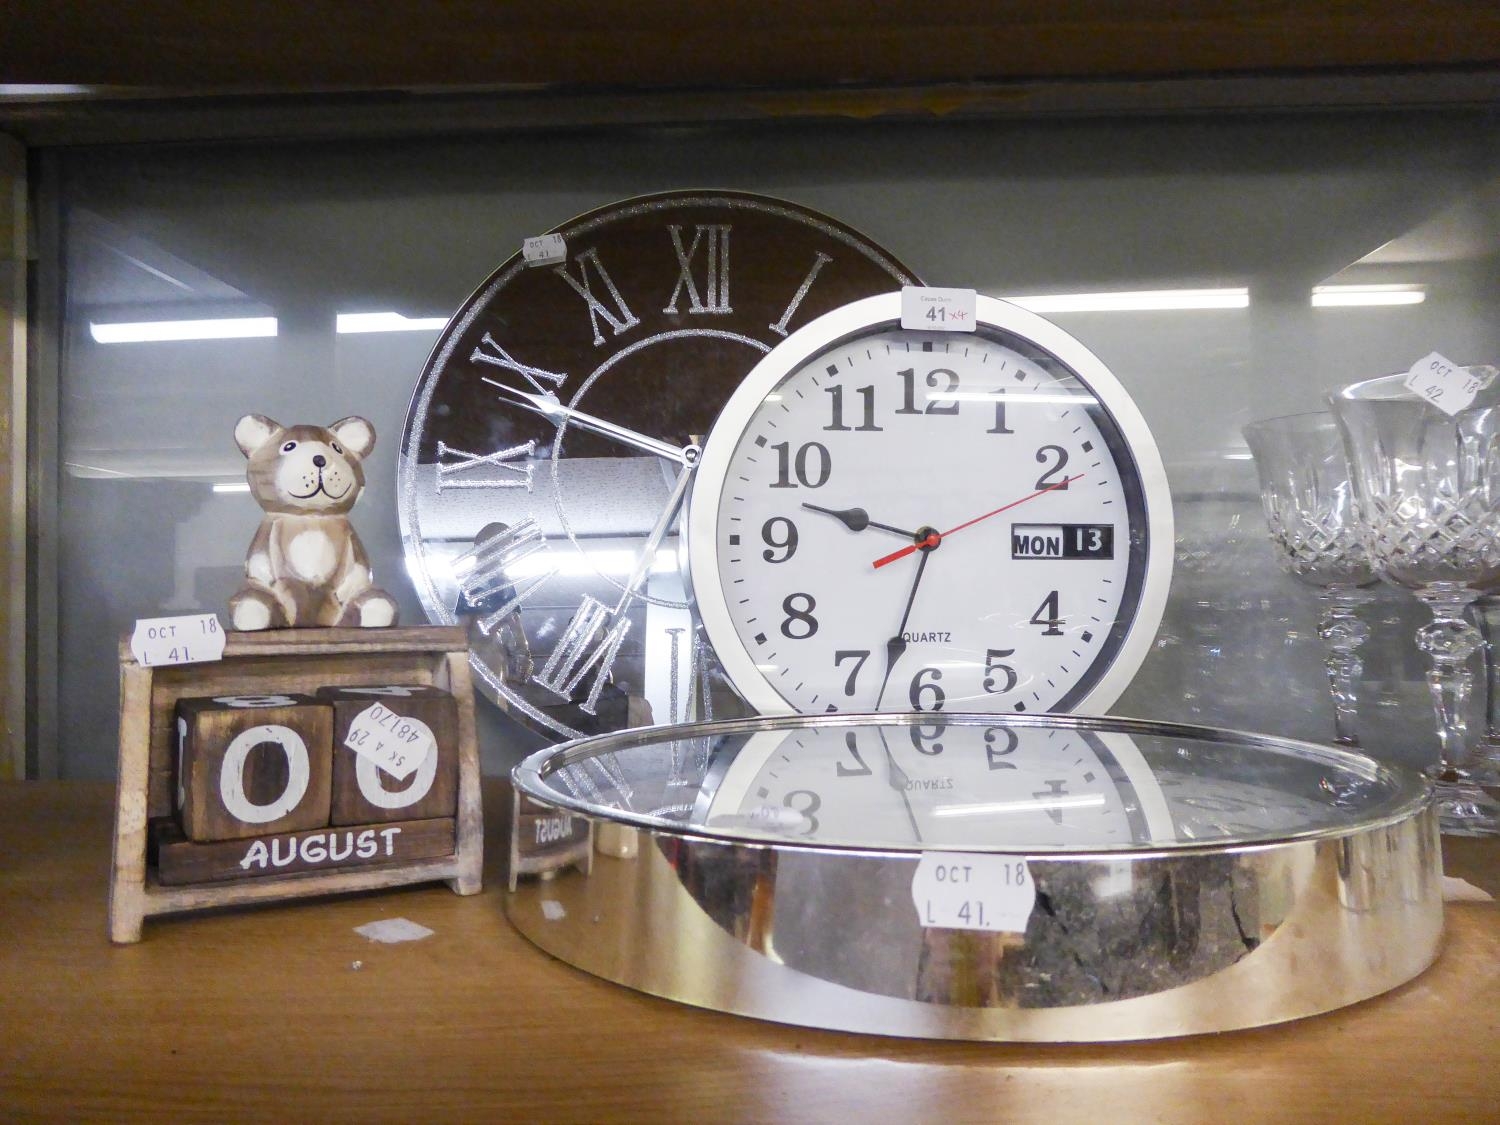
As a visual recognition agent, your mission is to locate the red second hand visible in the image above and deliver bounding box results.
[871,474,1085,569]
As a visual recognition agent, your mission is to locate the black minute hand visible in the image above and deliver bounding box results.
[873,546,933,709]
[876,727,923,843]
[801,503,919,540]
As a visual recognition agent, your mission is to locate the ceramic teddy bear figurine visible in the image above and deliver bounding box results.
[228,413,399,630]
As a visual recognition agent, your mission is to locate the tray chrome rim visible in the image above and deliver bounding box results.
[512,711,1431,855]
[506,713,1442,1042]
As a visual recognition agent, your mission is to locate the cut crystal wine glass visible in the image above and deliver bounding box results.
[1332,370,1500,835]
[1244,412,1377,746]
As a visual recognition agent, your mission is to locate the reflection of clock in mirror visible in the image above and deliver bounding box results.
[692,719,1362,847]
[698,722,1177,847]
[398,191,918,740]
[529,713,1413,852]
[686,293,1173,718]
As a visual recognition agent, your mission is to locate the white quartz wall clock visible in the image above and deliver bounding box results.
[398,191,919,739]
[685,292,1173,717]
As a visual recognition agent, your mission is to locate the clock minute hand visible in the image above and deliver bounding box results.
[800,503,919,540]
[873,546,933,709]
[871,474,1086,569]
[876,727,923,843]
[482,377,691,465]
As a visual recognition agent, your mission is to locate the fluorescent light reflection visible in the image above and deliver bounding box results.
[212,482,252,493]
[1006,289,1249,313]
[0,85,95,96]
[1311,285,1426,308]
[336,311,449,334]
[90,317,278,343]
[933,795,1108,817]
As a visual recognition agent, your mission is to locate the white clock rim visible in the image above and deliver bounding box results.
[685,291,1175,719]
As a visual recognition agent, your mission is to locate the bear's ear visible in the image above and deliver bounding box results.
[234,414,282,459]
[329,416,376,460]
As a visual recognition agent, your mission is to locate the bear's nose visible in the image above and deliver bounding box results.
[312,454,327,468]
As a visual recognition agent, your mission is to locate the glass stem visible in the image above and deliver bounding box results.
[1472,598,1500,758]
[1414,588,1484,777]
[1317,586,1374,746]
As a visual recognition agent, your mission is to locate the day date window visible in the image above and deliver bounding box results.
[1011,523,1114,560]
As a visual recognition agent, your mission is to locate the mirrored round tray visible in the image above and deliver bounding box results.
[506,713,1440,1041]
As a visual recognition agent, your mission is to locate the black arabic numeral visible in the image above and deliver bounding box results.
[780,593,819,639]
[824,384,882,432]
[1035,779,1070,825]
[771,441,831,488]
[760,516,798,563]
[834,649,870,696]
[1034,444,1070,490]
[985,726,1019,770]
[983,647,1017,694]
[988,388,1015,434]
[910,721,945,755]
[896,367,961,415]
[1030,590,1064,636]
[909,666,945,711]
[783,789,822,835]
[836,731,873,777]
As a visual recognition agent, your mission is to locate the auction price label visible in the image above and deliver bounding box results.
[130,613,225,667]
[522,233,568,267]
[901,286,977,332]
[910,851,1035,933]
[345,702,436,782]
[1404,351,1493,416]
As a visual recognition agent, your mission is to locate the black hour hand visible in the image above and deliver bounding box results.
[801,503,917,540]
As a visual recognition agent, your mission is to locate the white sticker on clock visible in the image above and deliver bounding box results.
[1403,351,1495,416]
[911,852,1035,933]
[344,702,436,782]
[900,286,977,332]
[522,233,567,267]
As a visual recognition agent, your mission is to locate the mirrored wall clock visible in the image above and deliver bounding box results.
[686,293,1174,718]
[398,191,918,739]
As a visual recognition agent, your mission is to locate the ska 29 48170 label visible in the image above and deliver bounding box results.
[910,852,1035,933]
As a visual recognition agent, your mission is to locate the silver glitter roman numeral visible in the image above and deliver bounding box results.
[663,224,732,315]
[436,439,537,492]
[552,246,640,346]
[452,518,556,635]
[534,456,697,715]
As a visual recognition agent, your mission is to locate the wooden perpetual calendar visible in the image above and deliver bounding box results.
[108,625,481,943]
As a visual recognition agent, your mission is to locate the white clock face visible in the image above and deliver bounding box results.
[688,294,1172,718]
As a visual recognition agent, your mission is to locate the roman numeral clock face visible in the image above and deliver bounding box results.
[399,192,918,739]
[686,293,1174,719]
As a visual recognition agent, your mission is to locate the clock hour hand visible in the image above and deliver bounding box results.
[800,503,919,540]
[482,377,692,465]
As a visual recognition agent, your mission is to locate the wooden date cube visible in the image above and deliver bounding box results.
[175,693,334,843]
[317,684,459,826]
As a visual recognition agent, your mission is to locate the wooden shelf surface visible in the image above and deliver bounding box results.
[4,778,1498,1122]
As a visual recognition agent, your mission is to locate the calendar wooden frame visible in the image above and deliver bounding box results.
[108,625,483,943]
